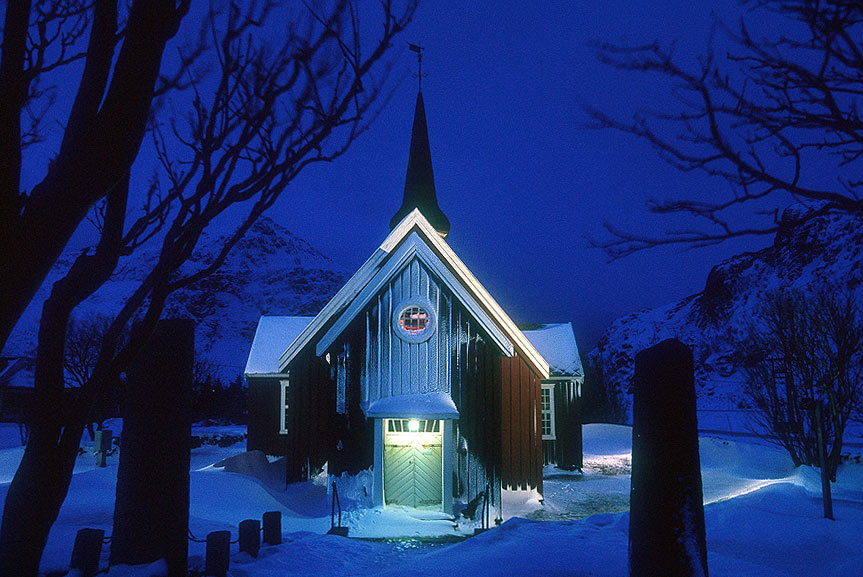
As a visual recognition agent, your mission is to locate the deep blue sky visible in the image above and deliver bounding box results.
[28,0,779,352]
[271,0,772,350]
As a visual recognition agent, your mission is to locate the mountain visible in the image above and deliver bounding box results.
[589,206,863,415]
[2,217,348,381]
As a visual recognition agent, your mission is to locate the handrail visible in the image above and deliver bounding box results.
[482,482,491,529]
[331,482,342,530]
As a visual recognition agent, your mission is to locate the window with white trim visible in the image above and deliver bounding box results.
[541,384,556,440]
[279,379,290,434]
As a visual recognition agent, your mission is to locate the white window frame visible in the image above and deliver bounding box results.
[279,379,290,435]
[541,383,556,441]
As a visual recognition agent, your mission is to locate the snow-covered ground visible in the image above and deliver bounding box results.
[1,422,861,576]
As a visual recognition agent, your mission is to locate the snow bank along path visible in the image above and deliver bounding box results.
[0,422,861,576]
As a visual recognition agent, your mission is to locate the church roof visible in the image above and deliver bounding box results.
[244,316,313,376]
[278,209,549,379]
[390,91,450,238]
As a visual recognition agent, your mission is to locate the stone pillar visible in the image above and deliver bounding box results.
[110,319,194,577]
[629,338,708,577]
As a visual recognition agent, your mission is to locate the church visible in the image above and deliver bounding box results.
[244,88,583,520]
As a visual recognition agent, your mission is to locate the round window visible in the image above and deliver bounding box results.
[399,306,430,334]
[393,297,437,343]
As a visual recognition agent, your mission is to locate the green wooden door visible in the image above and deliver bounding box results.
[383,420,443,508]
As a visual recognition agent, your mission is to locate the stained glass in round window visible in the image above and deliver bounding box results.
[399,306,430,335]
[392,297,436,343]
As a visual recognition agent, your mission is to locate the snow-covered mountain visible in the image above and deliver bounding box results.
[589,206,863,412]
[3,217,348,381]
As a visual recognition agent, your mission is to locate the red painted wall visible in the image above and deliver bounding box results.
[498,353,543,493]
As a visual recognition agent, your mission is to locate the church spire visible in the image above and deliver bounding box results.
[390,47,450,238]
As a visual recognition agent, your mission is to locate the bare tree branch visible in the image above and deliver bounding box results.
[0,0,190,356]
[587,0,863,259]
[0,1,415,572]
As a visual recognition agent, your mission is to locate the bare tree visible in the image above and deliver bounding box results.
[63,317,108,393]
[742,288,863,481]
[582,352,628,424]
[0,0,194,353]
[64,315,125,440]
[587,0,863,258]
[0,1,416,574]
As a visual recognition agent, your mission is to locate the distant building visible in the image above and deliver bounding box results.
[0,357,34,424]
[245,90,583,518]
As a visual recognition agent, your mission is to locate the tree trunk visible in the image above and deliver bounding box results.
[0,434,80,577]
[0,0,185,355]
[0,283,93,576]
[0,183,128,575]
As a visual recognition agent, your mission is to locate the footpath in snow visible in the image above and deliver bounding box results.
[0,422,861,576]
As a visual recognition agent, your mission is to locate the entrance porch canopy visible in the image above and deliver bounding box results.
[364,392,459,420]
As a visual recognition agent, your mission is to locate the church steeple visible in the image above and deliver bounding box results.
[390,89,450,238]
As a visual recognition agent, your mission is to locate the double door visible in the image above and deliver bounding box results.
[383,419,443,509]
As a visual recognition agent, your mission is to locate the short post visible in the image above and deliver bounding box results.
[238,519,260,557]
[69,528,104,577]
[94,429,112,467]
[262,511,282,545]
[205,530,230,577]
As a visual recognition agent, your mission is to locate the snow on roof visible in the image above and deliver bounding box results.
[521,323,583,378]
[245,316,314,376]
[365,392,459,419]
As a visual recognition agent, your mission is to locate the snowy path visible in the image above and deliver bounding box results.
[1,422,862,576]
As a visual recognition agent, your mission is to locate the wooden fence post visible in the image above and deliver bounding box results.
[69,528,104,577]
[238,519,260,557]
[205,530,230,577]
[94,429,112,467]
[262,511,281,545]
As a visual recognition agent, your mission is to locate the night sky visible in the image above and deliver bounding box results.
[270,0,774,350]
[29,0,783,352]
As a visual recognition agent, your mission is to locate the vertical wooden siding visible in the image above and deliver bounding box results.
[329,323,374,477]
[281,350,336,481]
[451,314,501,516]
[363,258,451,403]
[247,377,285,456]
[554,380,584,470]
[499,354,543,493]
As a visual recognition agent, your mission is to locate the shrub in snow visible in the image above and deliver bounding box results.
[329,468,373,508]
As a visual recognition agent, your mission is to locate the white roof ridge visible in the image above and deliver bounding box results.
[277,208,549,378]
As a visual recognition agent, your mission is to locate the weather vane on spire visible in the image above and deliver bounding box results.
[409,43,427,92]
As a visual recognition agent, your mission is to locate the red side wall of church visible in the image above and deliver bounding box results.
[499,353,543,494]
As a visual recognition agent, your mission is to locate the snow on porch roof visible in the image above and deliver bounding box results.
[521,323,584,379]
[365,392,459,419]
[245,316,314,376]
